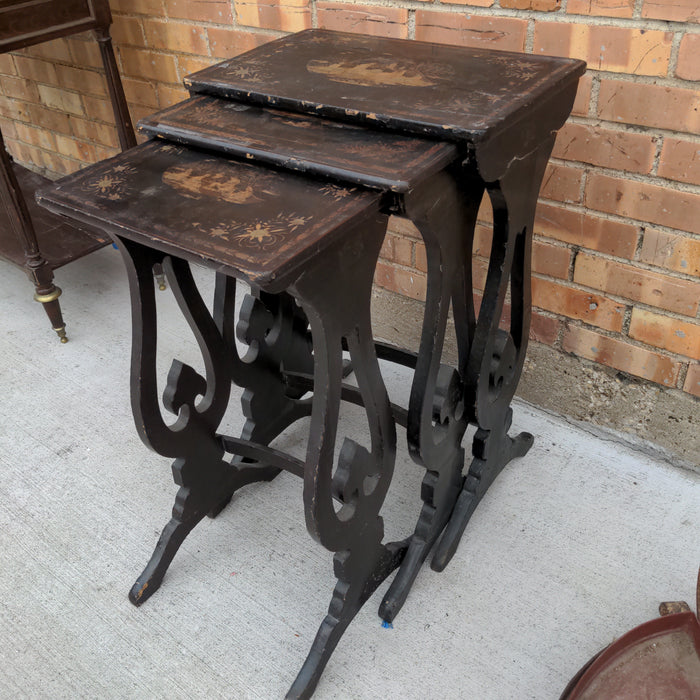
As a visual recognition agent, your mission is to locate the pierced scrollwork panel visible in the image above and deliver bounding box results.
[284,213,408,699]
[379,169,482,622]
[432,136,557,572]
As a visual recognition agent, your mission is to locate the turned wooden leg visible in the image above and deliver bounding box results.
[0,129,68,342]
[29,261,67,343]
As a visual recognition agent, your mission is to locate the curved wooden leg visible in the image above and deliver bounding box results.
[117,239,285,605]
[379,169,481,622]
[207,281,314,517]
[432,137,556,572]
[286,212,408,698]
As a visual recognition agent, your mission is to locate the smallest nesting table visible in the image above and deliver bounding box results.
[38,29,585,699]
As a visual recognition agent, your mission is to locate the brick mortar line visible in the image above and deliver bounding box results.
[532,232,580,249]
[559,157,700,193]
[404,4,698,31]
[4,135,96,168]
[621,305,633,335]
[558,157,700,192]
[552,314,697,366]
[667,22,684,79]
[376,259,428,278]
[530,267,700,306]
[1,97,121,127]
[526,17,535,53]
[113,12,286,39]
[564,115,700,143]
[676,362,690,390]
[532,236,700,288]
[580,67,698,90]
[535,192,700,242]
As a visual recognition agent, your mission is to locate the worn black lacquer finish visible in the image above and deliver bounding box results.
[159,30,582,620]
[37,28,584,699]
[36,141,406,698]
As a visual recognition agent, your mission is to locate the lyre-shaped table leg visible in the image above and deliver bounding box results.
[117,238,296,605]
[432,136,556,572]
[285,212,408,699]
[379,169,483,622]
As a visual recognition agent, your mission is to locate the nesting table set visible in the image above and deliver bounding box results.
[37,30,585,698]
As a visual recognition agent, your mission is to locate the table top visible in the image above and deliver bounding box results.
[186,29,586,144]
[138,95,457,193]
[36,140,381,290]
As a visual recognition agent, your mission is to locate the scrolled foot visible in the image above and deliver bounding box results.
[430,415,534,573]
[286,541,407,700]
[129,516,196,606]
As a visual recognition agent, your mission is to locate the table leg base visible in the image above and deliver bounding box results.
[129,460,283,607]
[431,409,533,572]
[287,539,408,700]
[379,451,463,623]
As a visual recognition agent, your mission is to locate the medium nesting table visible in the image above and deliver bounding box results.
[38,30,585,699]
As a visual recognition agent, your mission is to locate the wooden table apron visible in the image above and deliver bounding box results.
[37,29,585,700]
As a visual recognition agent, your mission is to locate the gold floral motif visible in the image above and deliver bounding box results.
[208,225,232,239]
[83,164,136,201]
[319,183,354,201]
[221,60,271,83]
[231,212,312,249]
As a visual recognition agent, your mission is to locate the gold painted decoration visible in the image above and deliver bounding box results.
[306,57,453,88]
[193,212,313,250]
[162,159,281,205]
[82,164,137,201]
[318,183,355,201]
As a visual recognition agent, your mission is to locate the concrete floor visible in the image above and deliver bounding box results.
[1,245,698,699]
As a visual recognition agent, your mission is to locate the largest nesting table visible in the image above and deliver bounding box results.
[37,30,585,699]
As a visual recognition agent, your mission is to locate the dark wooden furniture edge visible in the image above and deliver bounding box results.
[0,162,108,268]
[0,0,112,53]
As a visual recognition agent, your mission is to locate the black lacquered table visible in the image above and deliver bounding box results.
[38,29,585,699]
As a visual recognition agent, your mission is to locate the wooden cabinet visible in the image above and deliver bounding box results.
[0,0,136,341]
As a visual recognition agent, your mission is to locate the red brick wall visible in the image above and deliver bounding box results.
[0,1,698,398]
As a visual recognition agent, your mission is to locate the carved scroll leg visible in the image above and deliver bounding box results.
[207,281,315,518]
[116,239,266,605]
[288,541,406,700]
[130,446,226,606]
[286,212,407,699]
[431,138,556,573]
[431,405,533,573]
[380,171,481,622]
